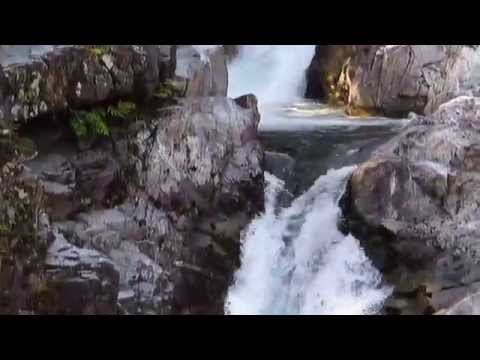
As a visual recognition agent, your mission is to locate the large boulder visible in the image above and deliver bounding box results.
[0,45,229,129]
[51,95,264,314]
[0,45,173,128]
[345,96,480,314]
[306,45,474,118]
[0,43,260,315]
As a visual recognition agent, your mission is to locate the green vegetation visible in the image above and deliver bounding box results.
[153,79,186,99]
[88,46,110,58]
[70,100,137,140]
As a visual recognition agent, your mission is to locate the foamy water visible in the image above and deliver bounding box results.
[225,169,392,315]
[225,45,394,315]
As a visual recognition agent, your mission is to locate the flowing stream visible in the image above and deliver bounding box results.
[225,45,408,315]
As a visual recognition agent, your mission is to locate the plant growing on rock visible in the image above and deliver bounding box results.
[70,100,137,141]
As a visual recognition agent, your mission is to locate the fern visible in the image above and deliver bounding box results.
[85,111,110,136]
[71,115,88,139]
[70,100,137,141]
[108,101,136,119]
[71,109,109,139]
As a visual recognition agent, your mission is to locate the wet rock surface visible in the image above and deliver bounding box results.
[344,96,480,314]
[264,151,295,183]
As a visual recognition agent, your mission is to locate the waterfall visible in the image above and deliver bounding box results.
[228,45,316,105]
[225,45,392,315]
[225,169,391,315]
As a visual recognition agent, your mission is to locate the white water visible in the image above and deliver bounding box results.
[228,45,316,105]
[225,169,391,315]
[225,45,393,315]
[228,45,409,132]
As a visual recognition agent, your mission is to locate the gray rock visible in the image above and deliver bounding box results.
[307,45,474,117]
[264,151,295,183]
[441,291,480,315]
[130,96,263,214]
[51,94,264,314]
[39,231,119,314]
[23,145,121,221]
[0,45,173,128]
[347,96,480,313]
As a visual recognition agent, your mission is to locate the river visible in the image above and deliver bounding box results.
[225,45,409,315]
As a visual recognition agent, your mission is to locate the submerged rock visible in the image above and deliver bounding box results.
[264,151,295,183]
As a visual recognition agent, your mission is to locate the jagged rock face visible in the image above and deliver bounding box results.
[130,96,262,214]
[0,45,173,128]
[122,95,263,314]
[34,95,264,314]
[345,96,480,314]
[38,231,119,315]
[306,45,473,117]
[0,45,258,314]
[0,45,231,130]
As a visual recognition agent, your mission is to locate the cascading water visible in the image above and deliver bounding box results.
[225,45,394,315]
[225,169,391,315]
[228,45,316,105]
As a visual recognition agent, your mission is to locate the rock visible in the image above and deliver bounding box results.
[0,45,264,315]
[0,45,173,128]
[175,46,228,97]
[440,291,480,315]
[23,145,121,221]
[306,45,474,117]
[37,231,119,314]
[264,151,295,183]
[305,45,356,101]
[130,96,263,215]
[50,95,264,314]
[345,96,480,313]
[0,160,50,314]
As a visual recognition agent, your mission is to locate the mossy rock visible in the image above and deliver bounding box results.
[0,133,37,167]
[0,161,48,314]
